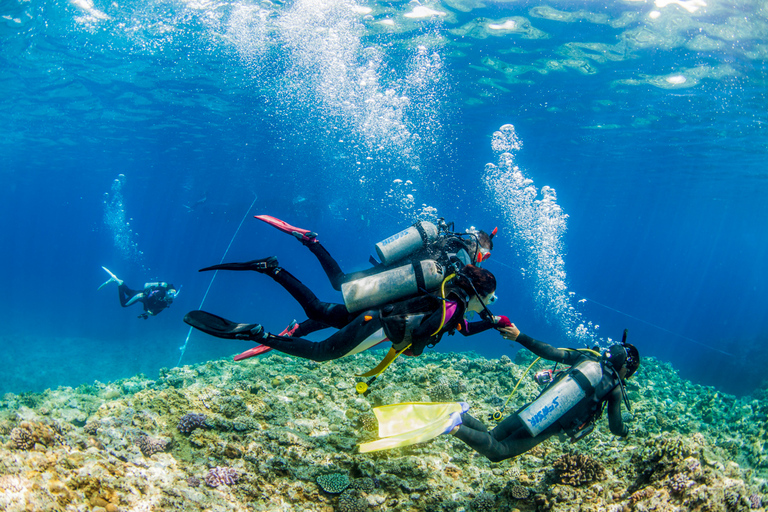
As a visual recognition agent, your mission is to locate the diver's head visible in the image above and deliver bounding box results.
[166,285,178,300]
[466,229,494,264]
[605,343,640,378]
[454,265,497,313]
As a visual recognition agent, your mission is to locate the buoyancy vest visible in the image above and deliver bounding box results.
[380,289,469,352]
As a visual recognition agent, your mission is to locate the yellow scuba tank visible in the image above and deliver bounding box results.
[342,259,444,313]
[375,221,439,266]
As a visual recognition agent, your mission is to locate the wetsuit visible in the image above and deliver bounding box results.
[118,283,174,319]
[254,266,497,362]
[285,235,480,337]
[453,334,628,462]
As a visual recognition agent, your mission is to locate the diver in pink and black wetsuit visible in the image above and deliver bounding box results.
[184,264,507,362]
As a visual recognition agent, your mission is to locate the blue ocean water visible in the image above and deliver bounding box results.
[1,0,766,396]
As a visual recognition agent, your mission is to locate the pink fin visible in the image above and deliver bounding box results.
[254,215,311,236]
[234,345,272,361]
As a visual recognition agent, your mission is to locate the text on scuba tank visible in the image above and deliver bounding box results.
[380,230,408,246]
[528,396,560,428]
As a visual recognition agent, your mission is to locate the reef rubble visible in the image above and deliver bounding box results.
[1,350,766,511]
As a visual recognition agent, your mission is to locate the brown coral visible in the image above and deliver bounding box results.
[552,454,605,486]
[9,421,57,450]
[137,435,169,456]
[10,426,35,450]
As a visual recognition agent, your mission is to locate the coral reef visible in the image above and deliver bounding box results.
[0,352,765,512]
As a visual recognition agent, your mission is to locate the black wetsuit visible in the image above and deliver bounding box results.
[453,334,628,462]
[287,235,479,337]
[118,283,174,319]
[255,266,497,362]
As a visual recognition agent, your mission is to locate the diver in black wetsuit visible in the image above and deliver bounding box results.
[293,225,495,292]
[253,215,496,338]
[449,324,640,462]
[184,263,506,362]
[98,267,179,319]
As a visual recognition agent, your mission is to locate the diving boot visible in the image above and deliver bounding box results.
[199,256,278,274]
[255,214,319,244]
[184,310,267,341]
[277,319,300,337]
[291,230,318,245]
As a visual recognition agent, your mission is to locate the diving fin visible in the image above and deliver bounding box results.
[234,344,272,361]
[97,266,123,289]
[199,256,278,273]
[232,320,300,361]
[254,215,315,238]
[358,402,468,453]
[184,310,265,341]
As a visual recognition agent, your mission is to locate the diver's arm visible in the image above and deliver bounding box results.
[515,333,578,364]
[456,318,496,336]
[606,387,629,437]
[500,324,579,364]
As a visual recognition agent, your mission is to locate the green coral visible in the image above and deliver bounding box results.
[337,488,368,512]
[316,472,350,494]
[429,379,453,402]
[470,492,497,511]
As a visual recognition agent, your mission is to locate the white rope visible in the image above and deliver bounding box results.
[176,194,258,367]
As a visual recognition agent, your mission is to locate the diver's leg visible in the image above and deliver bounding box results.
[461,413,489,432]
[269,268,353,328]
[290,319,329,337]
[453,414,557,462]
[257,312,384,362]
[303,242,347,291]
[118,284,142,308]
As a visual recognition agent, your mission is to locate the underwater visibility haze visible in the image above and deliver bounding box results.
[2,0,766,395]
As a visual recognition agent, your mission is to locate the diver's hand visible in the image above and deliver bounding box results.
[498,324,520,341]
[493,315,511,328]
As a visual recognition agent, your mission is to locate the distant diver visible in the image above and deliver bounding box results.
[359,328,640,458]
[226,214,498,359]
[99,267,179,319]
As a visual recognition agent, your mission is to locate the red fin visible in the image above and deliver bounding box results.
[254,215,311,236]
[234,345,272,361]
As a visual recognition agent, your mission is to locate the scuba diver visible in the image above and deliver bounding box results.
[184,263,509,367]
[98,267,179,319]
[253,215,495,292]
[359,326,640,458]
[228,215,497,349]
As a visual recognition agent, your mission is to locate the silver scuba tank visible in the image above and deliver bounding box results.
[342,259,444,313]
[518,359,603,436]
[375,221,439,266]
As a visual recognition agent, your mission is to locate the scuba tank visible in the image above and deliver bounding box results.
[518,359,604,436]
[375,221,439,266]
[342,259,444,313]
